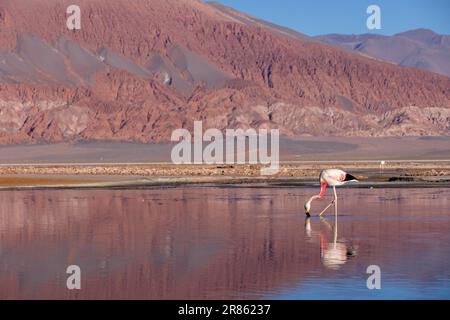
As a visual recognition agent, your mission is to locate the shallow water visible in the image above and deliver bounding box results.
[0,187,449,299]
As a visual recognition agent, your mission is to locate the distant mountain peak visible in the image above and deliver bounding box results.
[396,28,439,37]
[317,28,450,78]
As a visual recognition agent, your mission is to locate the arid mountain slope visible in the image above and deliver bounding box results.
[317,29,450,78]
[0,0,449,144]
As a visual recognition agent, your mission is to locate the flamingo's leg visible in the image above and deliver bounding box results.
[320,186,339,217]
[333,186,338,218]
[333,186,338,248]
[318,200,335,217]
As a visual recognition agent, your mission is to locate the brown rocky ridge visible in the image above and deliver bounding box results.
[0,0,449,144]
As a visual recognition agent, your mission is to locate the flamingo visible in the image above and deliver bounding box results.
[304,169,358,217]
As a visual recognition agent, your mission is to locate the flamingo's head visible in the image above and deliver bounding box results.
[304,199,312,217]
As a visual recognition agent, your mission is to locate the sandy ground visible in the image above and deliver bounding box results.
[1,137,449,189]
[0,161,449,189]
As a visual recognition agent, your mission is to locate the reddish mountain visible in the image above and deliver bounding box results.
[0,0,449,144]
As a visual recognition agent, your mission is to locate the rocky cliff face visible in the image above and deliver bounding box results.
[0,0,449,144]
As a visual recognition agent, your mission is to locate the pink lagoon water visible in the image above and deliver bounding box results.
[0,186,449,299]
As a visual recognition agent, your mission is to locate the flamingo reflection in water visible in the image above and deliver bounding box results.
[305,215,358,270]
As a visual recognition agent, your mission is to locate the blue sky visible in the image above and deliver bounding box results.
[211,0,450,36]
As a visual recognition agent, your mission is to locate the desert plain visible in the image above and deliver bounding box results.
[1,136,449,189]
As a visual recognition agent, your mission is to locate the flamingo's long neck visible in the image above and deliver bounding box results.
[318,182,327,198]
[306,182,328,207]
